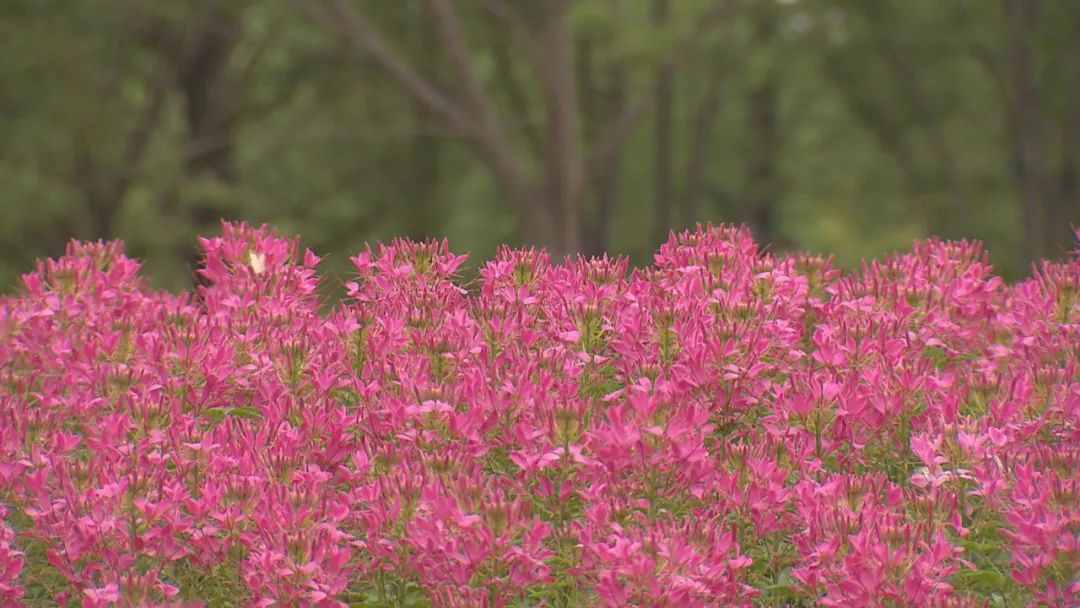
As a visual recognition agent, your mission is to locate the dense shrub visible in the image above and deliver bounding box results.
[0,223,1077,607]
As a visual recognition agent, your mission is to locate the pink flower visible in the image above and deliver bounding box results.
[1,222,1077,605]
[82,583,120,608]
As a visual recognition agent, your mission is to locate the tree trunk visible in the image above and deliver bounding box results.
[681,64,723,230]
[71,143,122,241]
[1003,0,1046,264]
[1049,9,1080,256]
[169,8,243,282]
[296,0,728,260]
[70,69,167,242]
[178,9,241,186]
[651,0,675,249]
[518,189,566,258]
[404,3,443,240]
[537,0,584,260]
[579,37,627,257]
[745,8,783,250]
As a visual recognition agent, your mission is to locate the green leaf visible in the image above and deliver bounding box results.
[202,407,228,424]
[954,568,1008,589]
[202,406,263,424]
[960,538,1004,554]
[229,406,263,420]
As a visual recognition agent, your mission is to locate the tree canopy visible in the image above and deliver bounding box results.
[2,0,1078,290]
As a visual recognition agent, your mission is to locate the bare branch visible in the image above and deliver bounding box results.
[583,54,628,256]
[116,72,169,193]
[235,27,278,91]
[584,1,733,186]
[69,69,169,240]
[583,96,651,186]
[537,0,584,229]
[426,0,498,125]
[425,0,533,215]
[681,64,724,228]
[292,0,538,231]
[651,0,675,247]
[240,122,468,170]
[490,30,544,158]
[291,0,468,130]
[479,0,537,57]
[878,29,971,224]
[955,1,1008,102]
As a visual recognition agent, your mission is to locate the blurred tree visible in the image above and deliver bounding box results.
[992,0,1080,263]
[805,0,1080,267]
[650,0,675,250]
[0,3,163,280]
[1,0,1078,290]
[136,2,249,279]
[290,0,733,259]
[744,0,785,249]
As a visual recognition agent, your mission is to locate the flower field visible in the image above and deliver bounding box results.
[0,223,1077,606]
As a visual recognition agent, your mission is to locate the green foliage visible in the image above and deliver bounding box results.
[1,0,1076,289]
[202,405,264,424]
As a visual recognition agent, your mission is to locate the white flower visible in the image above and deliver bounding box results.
[249,251,266,275]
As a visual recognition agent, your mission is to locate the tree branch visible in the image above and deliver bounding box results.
[424,0,534,223]
[116,72,169,197]
[681,64,724,227]
[426,0,491,116]
[955,1,1009,104]
[235,26,278,91]
[292,0,469,130]
[240,122,468,170]
[881,30,971,225]
[537,0,584,239]
[479,0,537,58]
[584,1,733,187]
[651,0,675,247]
[491,28,544,158]
[294,0,537,225]
[69,70,169,239]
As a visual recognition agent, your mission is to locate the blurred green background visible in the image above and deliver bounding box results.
[1,0,1078,291]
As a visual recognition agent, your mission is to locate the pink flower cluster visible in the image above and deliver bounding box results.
[0,223,1077,607]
